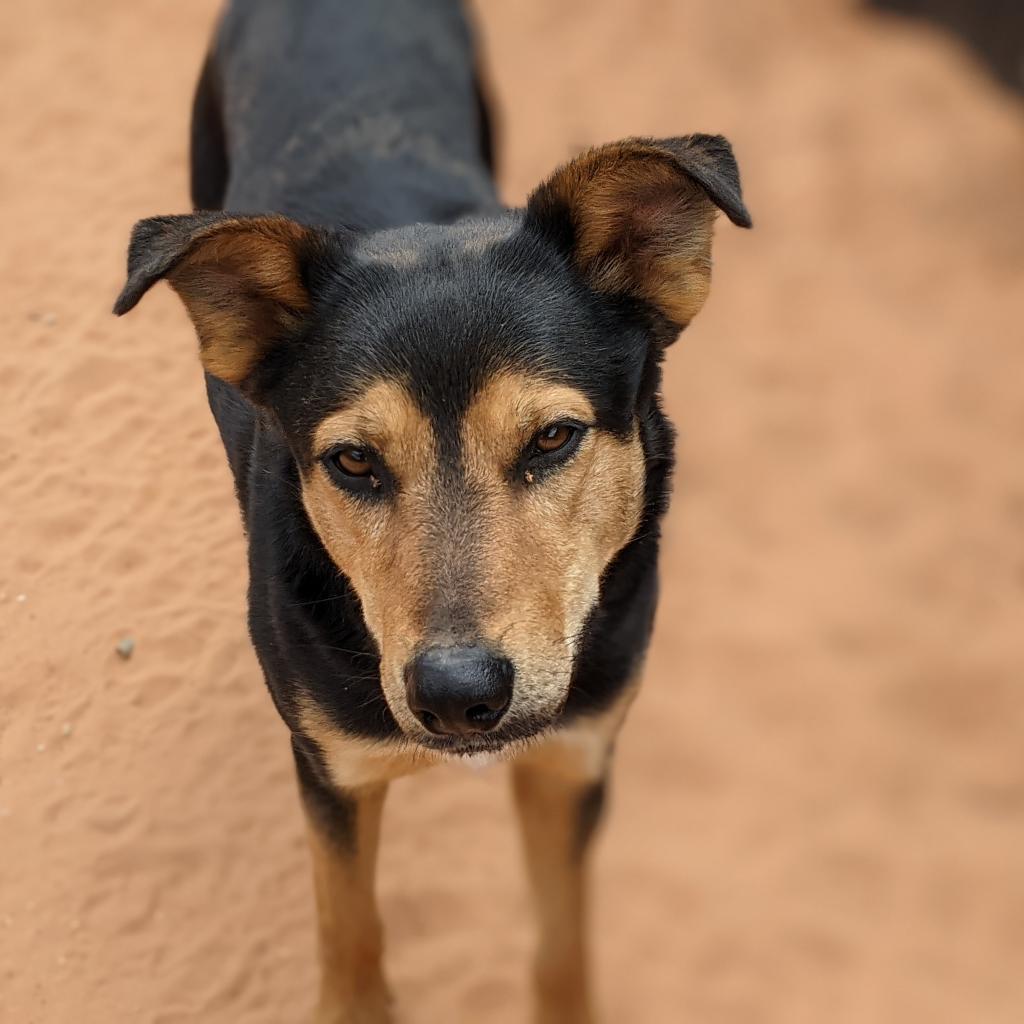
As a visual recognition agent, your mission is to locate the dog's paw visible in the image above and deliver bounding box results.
[313,991,394,1024]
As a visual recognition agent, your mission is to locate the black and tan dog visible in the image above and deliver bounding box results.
[114,1,750,1020]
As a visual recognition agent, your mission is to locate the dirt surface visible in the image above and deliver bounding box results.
[2,1,1023,1021]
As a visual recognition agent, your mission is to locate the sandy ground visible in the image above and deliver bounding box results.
[2,1,1023,1021]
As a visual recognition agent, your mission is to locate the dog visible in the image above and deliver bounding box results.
[114,1,750,1020]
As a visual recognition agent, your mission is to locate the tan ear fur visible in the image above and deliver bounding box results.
[527,135,751,329]
[114,213,315,386]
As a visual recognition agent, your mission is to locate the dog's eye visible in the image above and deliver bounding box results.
[322,446,388,495]
[333,447,373,477]
[532,422,577,456]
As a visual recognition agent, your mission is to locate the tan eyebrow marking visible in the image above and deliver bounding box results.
[312,380,432,471]
[461,371,597,470]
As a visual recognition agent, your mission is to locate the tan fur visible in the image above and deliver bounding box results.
[301,371,645,739]
[304,381,439,735]
[533,140,719,326]
[299,698,443,789]
[304,787,392,1024]
[299,684,639,1024]
[512,685,639,1024]
[460,371,645,724]
[165,216,313,383]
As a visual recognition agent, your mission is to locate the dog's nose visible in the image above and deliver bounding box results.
[405,646,513,736]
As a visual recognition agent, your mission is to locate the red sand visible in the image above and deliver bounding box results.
[2,1,1023,1021]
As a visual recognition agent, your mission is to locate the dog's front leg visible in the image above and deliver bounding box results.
[294,740,392,1024]
[512,735,613,1024]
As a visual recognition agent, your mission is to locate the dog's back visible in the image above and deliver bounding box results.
[191,0,495,227]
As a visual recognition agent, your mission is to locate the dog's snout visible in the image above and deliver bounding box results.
[405,646,513,736]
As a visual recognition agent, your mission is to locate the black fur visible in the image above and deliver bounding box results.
[291,734,358,852]
[115,0,748,807]
[189,54,229,211]
[574,776,609,860]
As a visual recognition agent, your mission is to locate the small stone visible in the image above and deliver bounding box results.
[61,722,73,737]
[15,594,27,604]
[41,312,57,326]
[116,636,135,660]
[36,742,46,753]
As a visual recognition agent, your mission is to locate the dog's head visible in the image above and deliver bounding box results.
[115,135,750,752]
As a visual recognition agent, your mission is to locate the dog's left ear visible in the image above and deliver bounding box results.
[526,135,751,333]
[113,212,323,390]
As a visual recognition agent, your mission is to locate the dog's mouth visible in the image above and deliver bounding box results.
[410,718,554,759]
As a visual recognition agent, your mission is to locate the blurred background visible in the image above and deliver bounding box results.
[1,1,1022,1021]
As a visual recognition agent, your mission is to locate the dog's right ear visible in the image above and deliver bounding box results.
[114,212,324,390]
